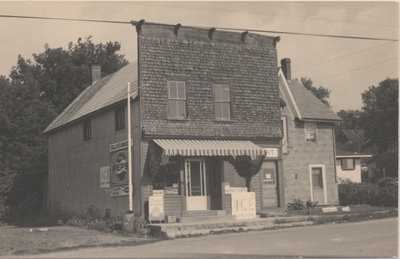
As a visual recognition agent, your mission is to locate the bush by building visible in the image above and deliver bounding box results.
[338,177,398,207]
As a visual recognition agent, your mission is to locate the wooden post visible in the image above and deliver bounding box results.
[127,82,133,211]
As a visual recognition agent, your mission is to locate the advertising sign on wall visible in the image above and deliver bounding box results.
[99,166,110,188]
[109,140,130,197]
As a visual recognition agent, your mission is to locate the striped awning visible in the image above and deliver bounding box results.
[152,139,267,157]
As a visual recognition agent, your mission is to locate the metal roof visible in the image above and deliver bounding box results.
[44,62,137,134]
[336,149,372,158]
[287,79,341,121]
[153,139,267,156]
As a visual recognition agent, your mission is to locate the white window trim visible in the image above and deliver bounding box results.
[304,121,317,143]
[167,81,186,119]
[308,164,327,205]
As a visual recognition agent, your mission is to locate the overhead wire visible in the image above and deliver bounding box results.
[316,58,398,81]
[0,14,398,42]
[297,41,396,73]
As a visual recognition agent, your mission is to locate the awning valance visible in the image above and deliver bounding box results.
[152,139,267,157]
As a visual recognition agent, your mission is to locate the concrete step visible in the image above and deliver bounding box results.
[148,216,314,238]
[182,210,225,217]
[178,215,235,223]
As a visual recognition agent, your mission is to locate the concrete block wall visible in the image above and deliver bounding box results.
[281,109,339,206]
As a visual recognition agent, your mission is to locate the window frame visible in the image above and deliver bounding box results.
[115,105,125,131]
[167,80,187,120]
[83,118,92,141]
[341,158,355,170]
[213,84,232,121]
[304,121,317,143]
[308,164,327,204]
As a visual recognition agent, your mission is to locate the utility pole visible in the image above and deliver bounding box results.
[127,82,133,211]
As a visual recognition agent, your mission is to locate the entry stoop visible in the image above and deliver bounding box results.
[148,215,314,238]
[178,210,232,223]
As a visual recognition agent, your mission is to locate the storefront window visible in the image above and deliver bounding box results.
[153,157,180,193]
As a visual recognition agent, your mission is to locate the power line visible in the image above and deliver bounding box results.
[316,58,398,81]
[0,14,130,24]
[297,41,396,73]
[0,15,398,42]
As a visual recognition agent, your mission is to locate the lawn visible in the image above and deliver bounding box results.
[0,225,157,256]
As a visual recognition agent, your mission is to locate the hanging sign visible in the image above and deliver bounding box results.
[264,148,279,158]
[99,166,110,188]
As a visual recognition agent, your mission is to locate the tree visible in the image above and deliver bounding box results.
[0,37,128,222]
[360,78,398,178]
[360,78,398,153]
[335,110,367,153]
[227,156,265,191]
[300,77,331,106]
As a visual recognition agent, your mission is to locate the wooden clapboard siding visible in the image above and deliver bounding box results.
[48,106,134,216]
[164,195,182,217]
[250,171,262,212]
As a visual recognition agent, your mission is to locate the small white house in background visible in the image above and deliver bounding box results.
[336,149,372,183]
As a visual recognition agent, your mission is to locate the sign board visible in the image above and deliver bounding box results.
[164,186,179,195]
[230,192,256,219]
[149,195,165,222]
[264,148,279,158]
[322,207,338,213]
[225,186,247,194]
[110,186,129,197]
[110,149,129,186]
[100,166,110,188]
[152,190,164,197]
[109,140,129,152]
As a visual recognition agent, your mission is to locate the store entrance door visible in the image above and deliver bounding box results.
[185,159,207,211]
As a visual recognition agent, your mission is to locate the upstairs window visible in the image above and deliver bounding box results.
[115,106,125,131]
[83,118,92,141]
[167,81,186,119]
[214,84,231,120]
[304,122,316,142]
[341,158,355,170]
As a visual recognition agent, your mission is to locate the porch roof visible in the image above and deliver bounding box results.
[153,139,267,157]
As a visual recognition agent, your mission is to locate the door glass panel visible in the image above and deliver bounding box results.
[312,168,323,188]
[190,161,202,196]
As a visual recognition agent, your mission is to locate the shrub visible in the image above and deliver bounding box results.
[338,178,398,207]
[287,199,305,210]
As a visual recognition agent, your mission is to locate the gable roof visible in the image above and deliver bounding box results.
[278,69,341,121]
[44,62,137,134]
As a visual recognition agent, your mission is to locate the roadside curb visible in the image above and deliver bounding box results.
[149,209,397,239]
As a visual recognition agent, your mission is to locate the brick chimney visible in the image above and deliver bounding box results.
[281,58,291,80]
[91,65,101,84]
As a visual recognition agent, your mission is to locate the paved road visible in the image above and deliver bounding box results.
[19,218,398,258]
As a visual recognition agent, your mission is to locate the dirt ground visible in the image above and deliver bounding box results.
[0,225,156,256]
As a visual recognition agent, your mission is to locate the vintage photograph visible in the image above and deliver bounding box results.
[0,1,398,258]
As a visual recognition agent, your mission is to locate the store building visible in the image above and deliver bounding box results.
[44,22,283,219]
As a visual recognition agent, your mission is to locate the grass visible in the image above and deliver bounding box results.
[0,225,159,256]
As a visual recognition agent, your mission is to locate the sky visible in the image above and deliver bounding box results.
[0,1,398,112]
